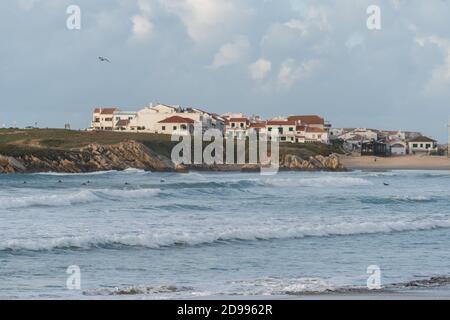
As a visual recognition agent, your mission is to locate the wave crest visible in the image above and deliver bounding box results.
[2,218,450,252]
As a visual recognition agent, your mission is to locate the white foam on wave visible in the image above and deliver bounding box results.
[33,168,146,176]
[96,188,160,198]
[0,190,99,209]
[388,195,433,202]
[0,187,160,209]
[264,176,371,187]
[2,218,450,252]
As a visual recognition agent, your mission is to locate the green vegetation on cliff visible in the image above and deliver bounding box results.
[0,128,343,159]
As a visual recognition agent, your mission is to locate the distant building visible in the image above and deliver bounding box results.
[361,141,391,157]
[91,107,118,130]
[389,140,407,156]
[113,111,137,131]
[157,115,195,136]
[225,117,250,139]
[408,136,437,155]
[266,120,296,143]
[287,115,325,129]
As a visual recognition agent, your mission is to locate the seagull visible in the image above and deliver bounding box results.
[98,56,111,63]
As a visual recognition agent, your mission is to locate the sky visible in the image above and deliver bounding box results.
[1,0,450,141]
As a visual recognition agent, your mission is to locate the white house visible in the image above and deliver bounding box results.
[287,115,325,129]
[113,111,137,131]
[91,107,118,130]
[408,136,437,155]
[181,108,224,133]
[157,115,195,136]
[247,122,267,137]
[266,120,297,142]
[389,140,407,156]
[127,104,180,132]
[296,125,329,144]
[225,117,250,139]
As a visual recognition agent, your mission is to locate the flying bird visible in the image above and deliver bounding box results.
[98,56,111,63]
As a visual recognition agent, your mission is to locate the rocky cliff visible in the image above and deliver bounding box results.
[0,140,345,173]
[0,141,175,173]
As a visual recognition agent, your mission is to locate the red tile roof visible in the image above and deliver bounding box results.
[158,116,195,124]
[94,107,117,115]
[288,115,324,125]
[266,120,296,126]
[306,127,325,133]
[408,136,436,143]
[296,125,325,133]
[249,122,266,128]
[228,118,249,122]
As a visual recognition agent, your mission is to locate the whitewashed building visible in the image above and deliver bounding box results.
[408,136,437,155]
[224,117,250,139]
[389,140,407,156]
[157,115,195,136]
[91,107,118,130]
[127,104,181,132]
[266,120,297,142]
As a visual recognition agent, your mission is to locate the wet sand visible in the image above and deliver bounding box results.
[340,155,450,170]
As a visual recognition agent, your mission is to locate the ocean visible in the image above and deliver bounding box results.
[1,169,450,299]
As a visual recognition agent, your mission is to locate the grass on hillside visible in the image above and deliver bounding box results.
[0,128,343,159]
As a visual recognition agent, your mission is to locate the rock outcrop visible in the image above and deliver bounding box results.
[0,141,175,174]
[281,153,344,171]
[0,141,345,174]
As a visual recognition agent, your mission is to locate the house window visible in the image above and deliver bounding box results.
[231,123,236,128]
[420,144,423,148]
[173,126,177,130]
[289,127,294,132]
[278,127,283,134]
[268,127,272,132]
[162,126,166,131]
[318,134,322,139]
[181,125,187,130]
[426,144,431,149]
[240,123,244,128]
[291,137,294,141]
[413,144,418,148]
[280,137,286,141]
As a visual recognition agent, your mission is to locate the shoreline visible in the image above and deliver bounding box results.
[339,155,450,171]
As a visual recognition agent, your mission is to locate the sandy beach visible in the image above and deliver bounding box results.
[339,155,450,170]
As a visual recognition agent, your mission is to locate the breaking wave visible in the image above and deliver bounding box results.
[95,188,160,199]
[2,218,450,252]
[361,195,435,204]
[0,187,161,208]
[264,176,371,187]
[84,285,193,296]
[0,190,99,209]
[32,168,146,176]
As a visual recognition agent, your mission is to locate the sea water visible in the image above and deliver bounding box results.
[0,169,450,299]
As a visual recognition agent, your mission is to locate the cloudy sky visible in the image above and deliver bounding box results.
[1,0,450,141]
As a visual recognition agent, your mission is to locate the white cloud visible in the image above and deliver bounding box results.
[415,35,450,94]
[130,0,154,42]
[248,58,272,81]
[210,36,250,69]
[159,0,250,43]
[277,59,319,89]
[131,15,153,41]
[261,6,330,56]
